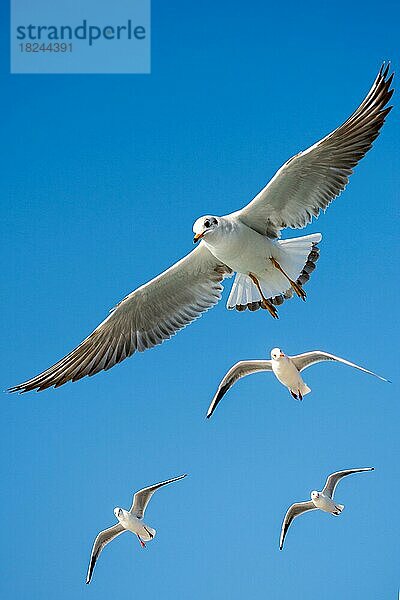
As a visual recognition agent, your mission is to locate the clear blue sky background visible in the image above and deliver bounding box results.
[1,1,399,598]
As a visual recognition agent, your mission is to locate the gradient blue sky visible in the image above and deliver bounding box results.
[1,1,399,598]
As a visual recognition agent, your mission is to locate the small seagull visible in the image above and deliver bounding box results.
[206,348,389,417]
[85,474,187,585]
[279,467,374,549]
[8,65,393,393]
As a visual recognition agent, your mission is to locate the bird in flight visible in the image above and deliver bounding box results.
[9,65,393,393]
[206,348,389,418]
[86,474,187,584]
[279,468,374,549]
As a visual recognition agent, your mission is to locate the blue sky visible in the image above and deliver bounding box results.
[1,1,399,598]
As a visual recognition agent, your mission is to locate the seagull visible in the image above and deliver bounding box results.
[9,65,393,393]
[279,467,374,549]
[206,348,389,417]
[85,474,187,584]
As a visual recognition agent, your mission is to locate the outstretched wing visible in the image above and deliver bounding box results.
[86,524,125,584]
[238,64,393,238]
[279,501,316,550]
[206,360,272,419]
[9,246,232,393]
[290,351,389,382]
[130,474,187,519]
[322,468,374,499]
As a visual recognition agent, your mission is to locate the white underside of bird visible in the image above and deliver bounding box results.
[311,493,344,515]
[197,216,321,310]
[114,509,156,546]
[271,352,311,399]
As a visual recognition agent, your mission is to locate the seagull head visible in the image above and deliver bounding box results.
[193,215,220,243]
[114,507,124,521]
[271,347,285,361]
[311,491,320,501]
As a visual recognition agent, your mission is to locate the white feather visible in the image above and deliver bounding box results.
[226,233,321,306]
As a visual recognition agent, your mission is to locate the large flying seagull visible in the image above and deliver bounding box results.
[9,65,393,393]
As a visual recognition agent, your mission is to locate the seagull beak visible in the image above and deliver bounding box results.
[280,353,285,357]
[193,232,205,243]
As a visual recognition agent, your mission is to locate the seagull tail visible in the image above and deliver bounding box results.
[226,272,265,311]
[226,234,321,312]
[333,503,345,515]
[141,526,156,541]
[300,382,311,396]
[275,233,322,286]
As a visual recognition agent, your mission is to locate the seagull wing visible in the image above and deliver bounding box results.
[130,474,187,519]
[9,246,232,393]
[206,360,272,418]
[237,64,393,238]
[279,501,316,550]
[322,468,374,499]
[290,351,389,382]
[86,524,125,584]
